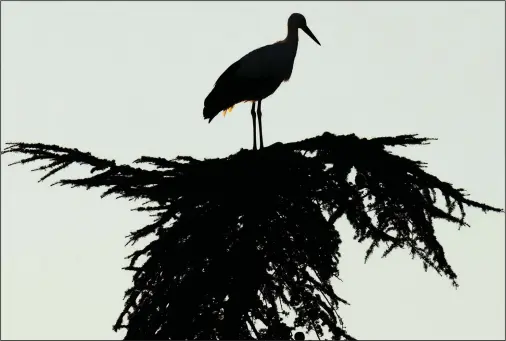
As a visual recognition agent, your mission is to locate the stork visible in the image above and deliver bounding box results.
[203,13,321,150]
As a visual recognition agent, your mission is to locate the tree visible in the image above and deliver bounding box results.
[2,132,502,340]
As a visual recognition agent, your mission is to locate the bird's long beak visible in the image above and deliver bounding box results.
[302,25,321,46]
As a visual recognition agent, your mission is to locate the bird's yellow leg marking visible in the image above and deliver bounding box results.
[223,105,235,117]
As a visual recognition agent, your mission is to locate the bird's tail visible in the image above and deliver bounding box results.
[203,105,220,123]
[203,88,239,123]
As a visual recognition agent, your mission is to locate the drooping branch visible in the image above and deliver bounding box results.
[2,132,502,340]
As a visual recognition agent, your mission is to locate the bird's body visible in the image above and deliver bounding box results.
[203,13,320,150]
[203,36,299,121]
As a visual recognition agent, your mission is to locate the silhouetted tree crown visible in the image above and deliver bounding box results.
[3,132,502,340]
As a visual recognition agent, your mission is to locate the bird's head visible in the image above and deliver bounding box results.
[288,13,321,46]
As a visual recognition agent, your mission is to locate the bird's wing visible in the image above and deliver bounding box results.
[210,45,273,90]
[235,43,294,81]
[213,43,290,87]
[214,60,242,87]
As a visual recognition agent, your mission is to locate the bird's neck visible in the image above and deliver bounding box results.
[284,26,299,48]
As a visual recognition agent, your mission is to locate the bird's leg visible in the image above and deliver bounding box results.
[257,100,264,149]
[251,102,257,150]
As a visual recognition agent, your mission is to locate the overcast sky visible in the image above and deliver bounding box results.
[1,1,504,340]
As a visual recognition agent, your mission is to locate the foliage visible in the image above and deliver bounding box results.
[2,132,502,340]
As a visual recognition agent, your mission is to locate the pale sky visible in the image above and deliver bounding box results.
[1,1,504,340]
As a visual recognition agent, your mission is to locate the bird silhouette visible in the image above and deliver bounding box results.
[203,13,321,150]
